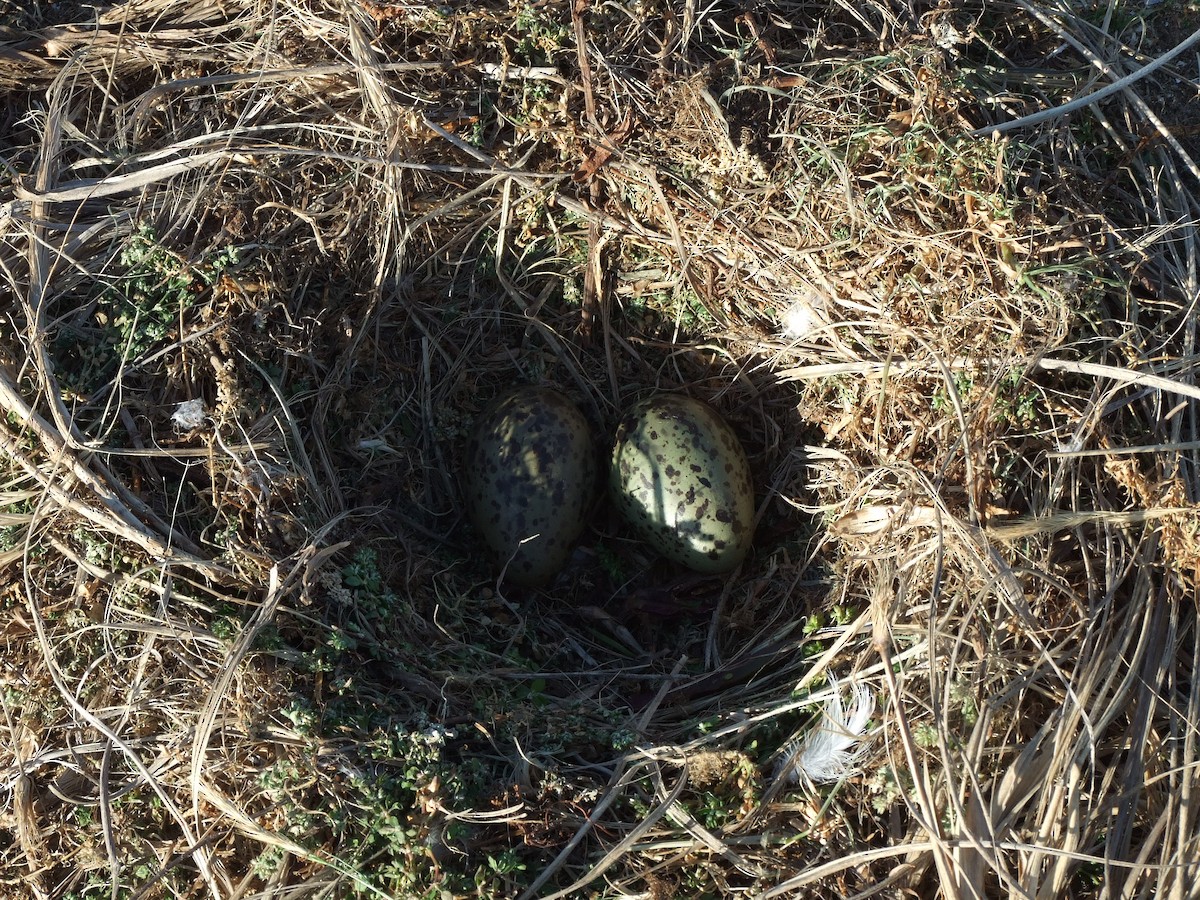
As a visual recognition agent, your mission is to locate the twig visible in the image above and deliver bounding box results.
[1036,357,1200,402]
[972,26,1200,137]
[571,0,599,131]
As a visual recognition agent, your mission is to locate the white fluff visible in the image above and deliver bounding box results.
[171,398,206,430]
[778,288,830,340]
[781,298,818,339]
[777,680,875,784]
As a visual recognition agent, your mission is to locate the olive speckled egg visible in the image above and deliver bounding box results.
[610,394,755,574]
[463,387,597,587]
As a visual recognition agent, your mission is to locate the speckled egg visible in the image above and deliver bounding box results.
[610,394,755,574]
[463,387,597,587]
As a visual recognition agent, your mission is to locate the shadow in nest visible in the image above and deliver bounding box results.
[318,254,832,729]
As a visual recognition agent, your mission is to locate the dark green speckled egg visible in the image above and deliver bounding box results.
[464,387,597,587]
[610,394,755,574]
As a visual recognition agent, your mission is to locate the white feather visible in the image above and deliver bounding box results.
[777,679,875,784]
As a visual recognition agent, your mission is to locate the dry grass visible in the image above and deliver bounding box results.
[1,0,1198,897]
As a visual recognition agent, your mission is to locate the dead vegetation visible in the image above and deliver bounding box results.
[1,0,1198,897]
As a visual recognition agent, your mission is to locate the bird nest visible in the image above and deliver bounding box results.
[1,0,1198,897]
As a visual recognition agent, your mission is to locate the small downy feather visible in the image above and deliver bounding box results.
[776,679,875,784]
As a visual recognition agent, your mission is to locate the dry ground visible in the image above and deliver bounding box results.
[1,0,1199,897]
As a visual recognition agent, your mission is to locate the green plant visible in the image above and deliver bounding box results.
[306,720,493,897]
[949,679,979,729]
[251,844,289,880]
[53,226,239,396]
[610,727,637,751]
[913,722,939,748]
[668,286,713,333]
[106,225,239,360]
[210,613,238,642]
[933,371,975,412]
[73,524,116,568]
[594,542,626,582]
[867,764,913,814]
[483,848,526,878]
[280,698,319,735]
[340,546,403,622]
[513,6,570,63]
[692,789,736,829]
[831,603,858,626]
[992,367,1040,427]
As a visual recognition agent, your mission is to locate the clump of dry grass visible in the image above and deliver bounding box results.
[1,0,1198,897]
